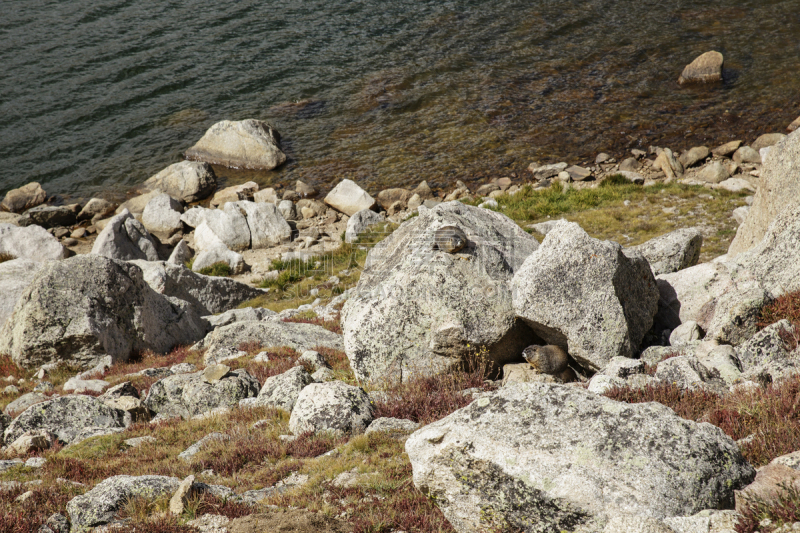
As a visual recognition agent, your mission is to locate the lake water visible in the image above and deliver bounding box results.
[1,0,799,201]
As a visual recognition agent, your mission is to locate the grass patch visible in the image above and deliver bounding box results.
[494,180,748,260]
[282,312,343,335]
[605,375,800,468]
[197,262,232,277]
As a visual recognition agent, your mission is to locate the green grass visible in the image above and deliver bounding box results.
[488,179,748,260]
[197,262,232,277]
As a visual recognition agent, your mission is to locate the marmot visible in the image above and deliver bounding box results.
[433,226,467,253]
[522,344,570,376]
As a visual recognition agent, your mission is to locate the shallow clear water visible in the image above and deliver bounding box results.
[1,0,799,200]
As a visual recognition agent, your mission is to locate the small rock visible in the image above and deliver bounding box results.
[170,363,197,374]
[141,194,183,239]
[751,133,786,151]
[365,417,419,438]
[712,140,743,157]
[143,161,217,203]
[178,433,230,461]
[670,321,703,346]
[324,179,376,216]
[78,198,116,222]
[25,457,47,468]
[208,182,259,208]
[696,161,731,184]
[565,165,592,181]
[169,475,198,515]
[732,146,761,164]
[123,436,156,448]
[678,51,724,84]
[788,116,800,132]
[63,377,110,394]
[732,206,749,225]
[297,350,330,371]
[595,153,611,164]
[619,157,638,172]
[679,146,711,168]
[717,177,756,193]
[202,364,231,384]
[289,381,374,436]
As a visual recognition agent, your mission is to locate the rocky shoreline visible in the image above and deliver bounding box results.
[1,114,800,532]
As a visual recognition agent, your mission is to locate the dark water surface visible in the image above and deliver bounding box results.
[1,0,799,200]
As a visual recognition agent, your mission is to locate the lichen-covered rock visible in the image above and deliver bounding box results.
[405,383,754,533]
[729,130,800,255]
[143,161,217,203]
[343,201,540,383]
[3,395,127,446]
[91,209,160,261]
[654,356,724,392]
[289,381,373,436]
[143,369,259,419]
[253,366,313,412]
[735,320,799,383]
[66,475,180,532]
[0,258,43,329]
[0,255,207,369]
[130,260,265,316]
[3,392,48,416]
[185,119,286,171]
[345,209,385,243]
[627,227,702,276]
[0,223,68,262]
[365,417,419,438]
[512,221,658,372]
[196,320,343,365]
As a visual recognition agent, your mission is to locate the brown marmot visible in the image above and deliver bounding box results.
[522,344,570,376]
[433,226,467,253]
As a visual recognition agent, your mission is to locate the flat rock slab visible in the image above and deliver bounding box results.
[678,51,723,84]
[405,382,754,533]
[197,320,343,365]
[185,119,286,171]
[66,475,180,532]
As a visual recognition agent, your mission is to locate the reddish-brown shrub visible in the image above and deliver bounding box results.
[736,482,800,533]
[0,354,22,380]
[282,315,342,335]
[194,493,252,519]
[606,375,800,467]
[43,455,118,485]
[227,346,300,383]
[0,485,73,533]
[373,357,494,425]
[758,289,800,332]
[115,514,199,532]
[102,345,194,380]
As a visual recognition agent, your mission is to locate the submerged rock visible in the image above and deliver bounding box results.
[185,119,286,171]
[678,51,723,84]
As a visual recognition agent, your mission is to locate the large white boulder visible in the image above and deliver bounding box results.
[0,255,207,369]
[0,223,68,261]
[511,221,659,372]
[324,179,376,216]
[405,383,754,533]
[230,200,291,248]
[728,129,800,255]
[185,119,286,171]
[626,227,702,276]
[143,161,217,203]
[288,381,373,436]
[181,205,251,251]
[342,202,540,383]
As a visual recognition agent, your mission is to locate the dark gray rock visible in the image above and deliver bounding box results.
[66,475,180,532]
[25,205,78,229]
[3,395,127,446]
[405,382,754,532]
[143,369,259,419]
[0,255,207,369]
[130,260,265,316]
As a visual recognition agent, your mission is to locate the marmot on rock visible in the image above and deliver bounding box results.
[433,226,467,253]
[522,344,570,376]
